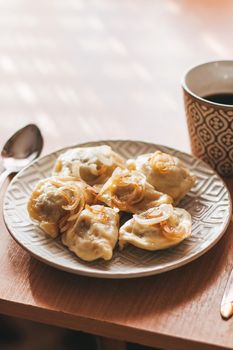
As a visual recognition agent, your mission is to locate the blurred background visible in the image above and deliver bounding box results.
[1,0,233,349]
[1,0,233,155]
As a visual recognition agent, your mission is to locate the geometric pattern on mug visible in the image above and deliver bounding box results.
[184,92,233,176]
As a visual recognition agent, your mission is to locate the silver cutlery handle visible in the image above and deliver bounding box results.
[221,268,233,319]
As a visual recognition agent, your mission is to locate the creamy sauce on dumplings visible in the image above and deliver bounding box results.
[98,167,173,213]
[53,145,125,185]
[27,145,195,262]
[62,205,119,261]
[127,151,196,204]
[119,204,191,251]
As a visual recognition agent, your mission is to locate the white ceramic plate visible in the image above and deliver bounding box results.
[3,140,232,278]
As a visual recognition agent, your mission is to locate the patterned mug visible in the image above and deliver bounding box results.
[182,60,233,177]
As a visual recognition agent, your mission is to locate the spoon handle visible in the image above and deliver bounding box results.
[0,169,11,190]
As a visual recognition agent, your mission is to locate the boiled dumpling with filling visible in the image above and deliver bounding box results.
[97,168,173,214]
[127,151,196,204]
[119,204,191,250]
[62,205,119,261]
[27,176,97,238]
[53,145,125,186]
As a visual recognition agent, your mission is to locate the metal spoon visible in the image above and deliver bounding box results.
[0,124,43,188]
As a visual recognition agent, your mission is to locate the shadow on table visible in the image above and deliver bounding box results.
[0,314,97,350]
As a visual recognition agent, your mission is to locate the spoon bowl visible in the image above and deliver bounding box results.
[0,124,43,187]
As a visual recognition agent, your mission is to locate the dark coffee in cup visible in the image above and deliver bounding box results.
[203,93,233,105]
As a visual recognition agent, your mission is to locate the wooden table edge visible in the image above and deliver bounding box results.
[0,298,230,350]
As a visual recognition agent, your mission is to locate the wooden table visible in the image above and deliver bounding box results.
[1,0,233,349]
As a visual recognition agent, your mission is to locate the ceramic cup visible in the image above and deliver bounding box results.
[182,60,233,177]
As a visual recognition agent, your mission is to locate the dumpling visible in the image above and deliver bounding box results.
[97,168,173,214]
[127,151,196,204]
[119,204,192,250]
[53,145,125,186]
[62,205,119,261]
[27,176,97,238]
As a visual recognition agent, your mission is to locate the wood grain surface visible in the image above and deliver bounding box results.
[0,0,233,350]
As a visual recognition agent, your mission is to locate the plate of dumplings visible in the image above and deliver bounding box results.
[3,140,232,278]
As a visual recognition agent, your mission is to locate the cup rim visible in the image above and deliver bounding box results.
[181,60,233,108]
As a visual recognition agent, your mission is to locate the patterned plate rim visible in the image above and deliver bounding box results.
[3,139,232,278]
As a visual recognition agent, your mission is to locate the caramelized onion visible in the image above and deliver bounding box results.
[162,224,187,240]
[134,204,173,226]
[111,170,146,206]
[150,151,176,174]
[29,177,88,235]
